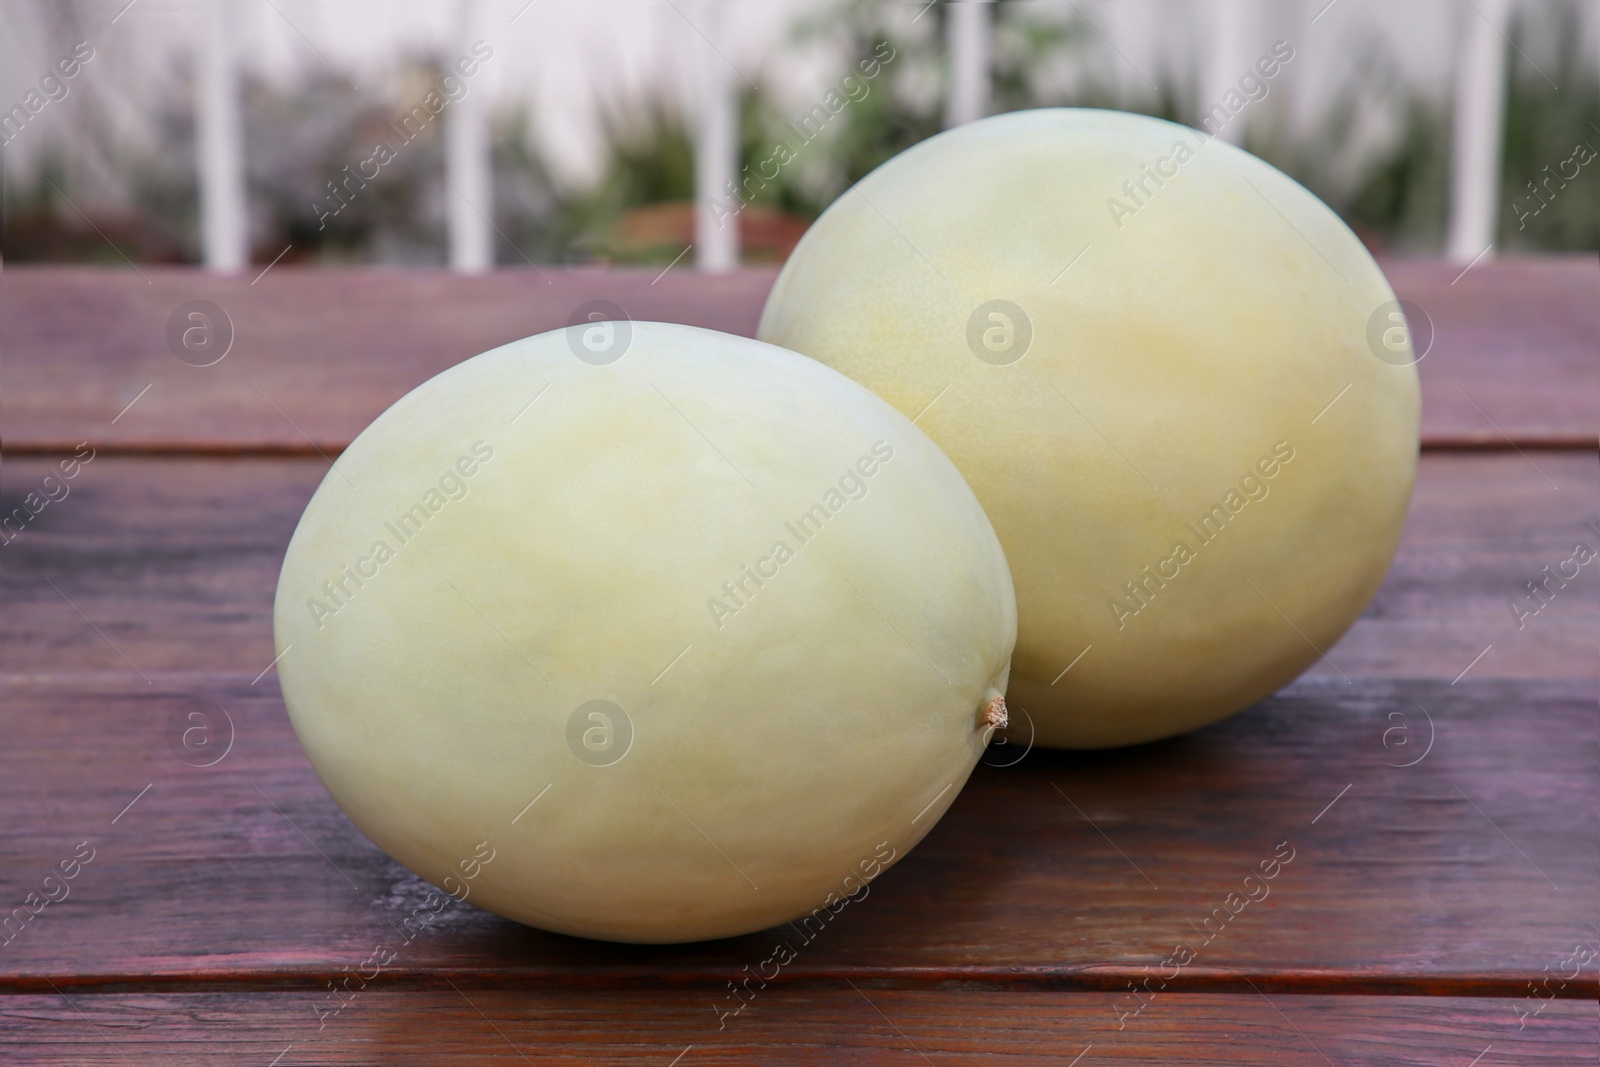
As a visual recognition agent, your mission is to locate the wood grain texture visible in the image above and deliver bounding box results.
[1379,258,1598,448]
[2,259,1594,453]
[1,990,1594,1066]
[0,267,776,455]
[2,453,1593,679]
[0,670,1592,995]
[3,262,1595,1059]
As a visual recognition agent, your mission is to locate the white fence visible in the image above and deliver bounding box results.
[0,0,1580,270]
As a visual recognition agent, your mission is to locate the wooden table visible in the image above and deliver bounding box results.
[2,261,1595,1065]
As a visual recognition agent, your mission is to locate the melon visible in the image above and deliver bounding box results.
[759,109,1418,748]
[274,321,1015,941]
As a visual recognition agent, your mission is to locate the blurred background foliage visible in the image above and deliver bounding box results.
[4,0,1595,265]
[1496,1,1599,251]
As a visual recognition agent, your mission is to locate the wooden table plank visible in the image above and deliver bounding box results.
[1301,450,1599,683]
[1379,258,1598,448]
[2,453,1592,680]
[2,260,1594,453]
[0,268,775,455]
[0,671,1591,995]
[1,990,1594,1065]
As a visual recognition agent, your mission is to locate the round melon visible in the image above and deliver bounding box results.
[273,321,1015,941]
[759,108,1418,748]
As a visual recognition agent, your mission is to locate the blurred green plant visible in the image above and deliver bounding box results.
[3,0,1594,265]
[747,0,1094,217]
[1269,37,1453,253]
[1276,0,1598,254]
[1499,0,1599,251]
[247,61,447,264]
[543,96,695,263]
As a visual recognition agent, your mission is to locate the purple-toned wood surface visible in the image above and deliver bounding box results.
[1,265,1595,1065]
[2,991,1594,1066]
[1,260,1594,453]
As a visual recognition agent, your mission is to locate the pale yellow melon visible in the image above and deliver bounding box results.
[274,322,1015,942]
[759,109,1418,748]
